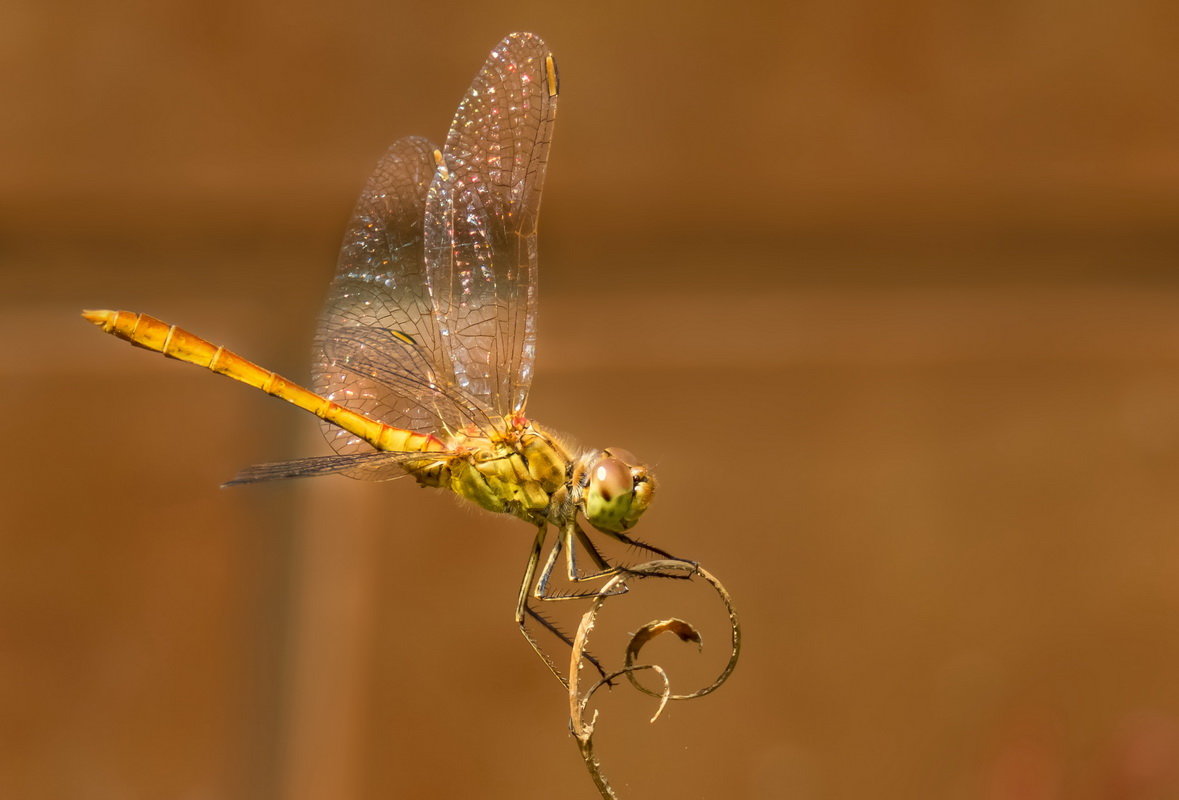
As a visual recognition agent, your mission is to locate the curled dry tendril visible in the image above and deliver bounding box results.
[567,560,741,799]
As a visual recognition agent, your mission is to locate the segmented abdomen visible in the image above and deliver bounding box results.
[83,309,443,454]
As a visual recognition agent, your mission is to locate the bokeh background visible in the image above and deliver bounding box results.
[5,1,1179,798]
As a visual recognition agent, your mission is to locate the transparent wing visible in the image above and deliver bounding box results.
[425,32,558,417]
[324,327,497,434]
[313,136,491,453]
[225,450,456,485]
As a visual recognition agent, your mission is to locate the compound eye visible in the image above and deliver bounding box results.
[590,457,634,503]
[603,447,640,466]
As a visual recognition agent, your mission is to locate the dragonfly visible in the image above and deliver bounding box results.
[83,32,680,683]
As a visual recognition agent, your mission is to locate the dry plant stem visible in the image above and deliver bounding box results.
[567,560,742,799]
[569,660,670,800]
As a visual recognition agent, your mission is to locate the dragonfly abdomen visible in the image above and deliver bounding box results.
[83,310,442,455]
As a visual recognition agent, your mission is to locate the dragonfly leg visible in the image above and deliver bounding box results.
[513,524,546,627]
[515,524,610,684]
[601,529,696,569]
[514,525,568,685]
[568,521,694,583]
[534,523,628,600]
[566,522,618,582]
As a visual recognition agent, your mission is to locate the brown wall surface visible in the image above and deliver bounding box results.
[5,1,1179,798]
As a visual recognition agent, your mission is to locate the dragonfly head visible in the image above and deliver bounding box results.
[583,448,655,533]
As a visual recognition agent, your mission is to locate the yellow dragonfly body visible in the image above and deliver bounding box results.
[84,33,671,681]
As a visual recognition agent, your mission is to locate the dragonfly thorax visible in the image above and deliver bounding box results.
[438,420,655,533]
[440,419,568,523]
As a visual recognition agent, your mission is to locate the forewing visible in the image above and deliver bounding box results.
[425,32,558,417]
[314,136,480,452]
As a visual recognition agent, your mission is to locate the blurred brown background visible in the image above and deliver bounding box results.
[5,1,1179,798]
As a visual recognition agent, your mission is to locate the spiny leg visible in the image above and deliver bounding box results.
[535,523,628,600]
[604,529,695,567]
[522,605,604,679]
[530,525,687,685]
[534,522,687,601]
[515,523,692,685]
[590,528,699,587]
[568,523,618,581]
[515,525,610,685]
[514,525,566,684]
